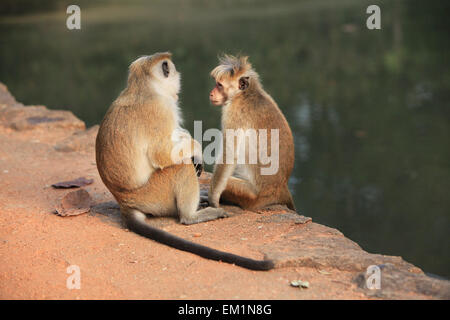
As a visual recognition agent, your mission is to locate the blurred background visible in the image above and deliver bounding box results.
[0,0,449,278]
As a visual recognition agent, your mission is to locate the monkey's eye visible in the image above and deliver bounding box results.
[162,61,169,77]
[217,82,223,89]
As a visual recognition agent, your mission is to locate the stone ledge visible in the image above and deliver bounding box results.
[1,81,449,300]
[0,83,85,132]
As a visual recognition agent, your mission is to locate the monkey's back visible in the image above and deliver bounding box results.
[96,96,175,193]
[226,90,295,184]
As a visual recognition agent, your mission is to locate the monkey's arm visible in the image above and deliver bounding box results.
[209,133,241,207]
[209,163,236,207]
[150,130,202,170]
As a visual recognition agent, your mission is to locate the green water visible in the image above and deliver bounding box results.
[1,0,449,278]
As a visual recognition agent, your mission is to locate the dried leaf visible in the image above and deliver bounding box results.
[290,280,309,289]
[299,281,309,288]
[55,189,92,216]
[290,280,300,287]
[52,177,94,189]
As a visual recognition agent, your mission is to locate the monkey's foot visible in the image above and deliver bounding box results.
[180,208,228,225]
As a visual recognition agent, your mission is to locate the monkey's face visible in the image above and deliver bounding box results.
[209,80,228,106]
[151,58,181,101]
[210,76,250,106]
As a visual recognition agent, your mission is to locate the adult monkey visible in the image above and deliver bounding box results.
[207,55,295,211]
[96,52,274,271]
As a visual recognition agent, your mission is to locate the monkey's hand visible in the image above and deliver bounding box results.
[170,133,203,168]
[189,139,203,177]
[192,156,203,177]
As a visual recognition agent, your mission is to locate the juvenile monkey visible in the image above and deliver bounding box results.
[207,55,295,211]
[96,52,273,270]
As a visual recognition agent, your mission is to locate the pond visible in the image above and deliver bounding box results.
[1,0,449,278]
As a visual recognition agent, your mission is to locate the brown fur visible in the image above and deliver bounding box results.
[96,52,221,223]
[95,52,274,271]
[209,55,295,211]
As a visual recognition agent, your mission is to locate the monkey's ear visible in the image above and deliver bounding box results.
[239,77,249,90]
[162,61,170,77]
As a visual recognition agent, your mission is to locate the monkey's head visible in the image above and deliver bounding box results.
[209,54,258,106]
[128,52,181,101]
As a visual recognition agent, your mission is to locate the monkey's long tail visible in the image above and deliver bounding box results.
[126,213,274,271]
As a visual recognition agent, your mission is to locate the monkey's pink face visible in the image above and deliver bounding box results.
[209,81,228,106]
[209,76,250,106]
